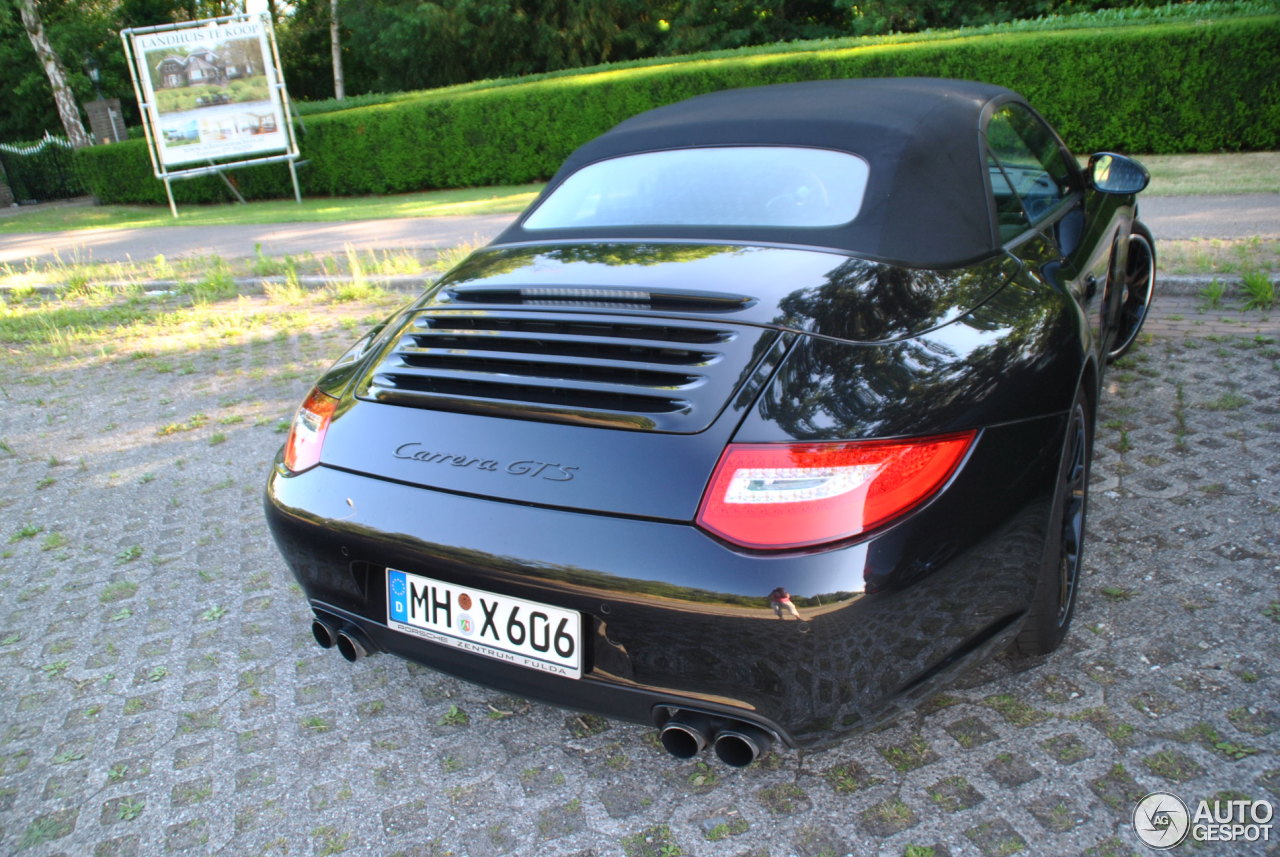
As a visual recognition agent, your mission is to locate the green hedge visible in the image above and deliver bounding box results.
[1,137,86,202]
[76,16,1280,205]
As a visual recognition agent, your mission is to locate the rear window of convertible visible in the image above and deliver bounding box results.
[523,147,870,230]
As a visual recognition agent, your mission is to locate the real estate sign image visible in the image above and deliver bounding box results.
[126,16,288,168]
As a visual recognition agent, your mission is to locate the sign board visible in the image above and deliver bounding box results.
[122,14,300,215]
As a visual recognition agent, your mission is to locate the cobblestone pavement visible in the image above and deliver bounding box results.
[0,291,1277,857]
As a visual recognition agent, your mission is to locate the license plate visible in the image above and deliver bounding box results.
[386,569,582,679]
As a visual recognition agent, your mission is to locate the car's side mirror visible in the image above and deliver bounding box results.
[1088,153,1149,195]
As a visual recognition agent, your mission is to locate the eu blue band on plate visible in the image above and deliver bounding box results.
[388,569,409,623]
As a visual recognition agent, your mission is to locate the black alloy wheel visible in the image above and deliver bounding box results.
[1015,390,1092,656]
[1106,222,1156,362]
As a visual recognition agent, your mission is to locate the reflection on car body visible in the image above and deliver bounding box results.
[265,78,1155,765]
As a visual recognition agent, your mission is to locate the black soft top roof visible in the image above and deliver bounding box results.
[498,78,1030,267]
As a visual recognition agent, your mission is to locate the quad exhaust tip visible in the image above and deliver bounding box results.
[311,616,338,649]
[336,627,372,662]
[713,723,773,767]
[659,713,712,759]
[657,708,774,767]
[311,612,377,662]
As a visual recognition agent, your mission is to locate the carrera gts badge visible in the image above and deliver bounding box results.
[393,443,577,482]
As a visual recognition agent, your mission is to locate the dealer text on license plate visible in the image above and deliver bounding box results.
[386,569,581,679]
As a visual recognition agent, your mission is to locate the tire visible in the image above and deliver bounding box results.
[1014,387,1092,656]
[1106,221,1156,362]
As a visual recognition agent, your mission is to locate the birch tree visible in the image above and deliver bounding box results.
[15,0,90,148]
[329,0,343,100]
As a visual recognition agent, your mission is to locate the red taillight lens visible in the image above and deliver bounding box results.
[696,431,976,549]
[282,388,339,473]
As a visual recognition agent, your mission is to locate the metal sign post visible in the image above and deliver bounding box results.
[121,13,301,218]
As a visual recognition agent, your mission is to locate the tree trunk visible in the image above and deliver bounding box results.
[17,0,92,149]
[330,0,345,100]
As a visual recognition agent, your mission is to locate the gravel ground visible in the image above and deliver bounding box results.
[0,290,1277,857]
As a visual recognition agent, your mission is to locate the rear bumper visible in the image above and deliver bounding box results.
[264,416,1064,747]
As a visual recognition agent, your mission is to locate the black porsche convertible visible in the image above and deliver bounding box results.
[265,78,1155,765]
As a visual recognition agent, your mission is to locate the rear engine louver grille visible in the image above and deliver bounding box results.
[358,311,777,432]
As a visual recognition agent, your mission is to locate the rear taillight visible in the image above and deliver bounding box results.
[696,431,975,549]
[282,388,339,473]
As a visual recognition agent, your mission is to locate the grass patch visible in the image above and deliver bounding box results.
[158,414,210,436]
[621,825,681,857]
[439,704,469,726]
[8,523,41,543]
[114,545,143,564]
[1199,392,1250,411]
[1198,278,1227,309]
[0,280,396,369]
[1140,151,1280,196]
[0,185,541,233]
[1241,271,1276,311]
[100,580,138,602]
[1161,238,1280,277]
[983,694,1050,727]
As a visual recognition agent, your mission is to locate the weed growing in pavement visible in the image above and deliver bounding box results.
[336,247,426,277]
[157,414,210,436]
[434,240,480,272]
[117,797,145,820]
[1241,271,1276,311]
[182,260,238,304]
[345,244,366,288]
[251,243,293,277]
[263,261,307,304]
[301,715,333,733]
[114,545,143,564]
[1200,392,1249,411]
[200,604,227,621]
[322,250,399,303]
[152,254,174,280]
[439,705,470,726]
[9,523,41,542]
[42,659,70,676]
[100,580,138,602]
[20,815,72,849]
[313,827,351,857]
[1198,278,1227,310]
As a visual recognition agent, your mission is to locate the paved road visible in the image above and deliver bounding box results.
[0,194,1277,266]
